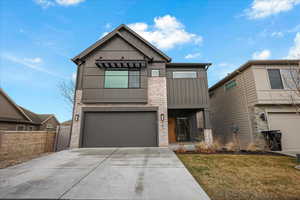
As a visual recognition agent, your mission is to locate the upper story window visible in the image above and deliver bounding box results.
[104,68,140,88]
[46,124,53,129]
[151,69,160,77]
[267,69,284,89]
[225,80,237,90]
[173,71,197,78]
[280,69,299,89]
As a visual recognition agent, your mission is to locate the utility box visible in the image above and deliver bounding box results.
[261,130,282,151]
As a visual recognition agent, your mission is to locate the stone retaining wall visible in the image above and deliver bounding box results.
[0,131,56,161]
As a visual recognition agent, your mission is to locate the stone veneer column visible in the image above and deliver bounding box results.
[147,77,169,147]
[70,90,82,148]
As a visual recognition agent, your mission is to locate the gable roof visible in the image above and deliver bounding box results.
[0,88,59,125]
[209,59,300,92]
[0,88,32,122]
[72,24,171,64]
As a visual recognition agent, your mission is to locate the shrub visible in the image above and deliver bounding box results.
[175,144,187,153]
[224,142,239,152]
[195,142,217,153]
[246,142,264,152]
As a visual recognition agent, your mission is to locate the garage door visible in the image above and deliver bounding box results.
[268,113,300,151]
[81,112,157,147]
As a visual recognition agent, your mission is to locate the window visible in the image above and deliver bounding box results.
[280,69,299,89]
[267,69,283,89]
[225,80,237,90]
[151,69,160,77]
[28,126,34,131]
[173,71,197,78]
[104,69,140,88]
[46,124,53,129]
[16,125,25,131]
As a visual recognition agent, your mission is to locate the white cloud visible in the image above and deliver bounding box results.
[184,53,201,59]
[34,0,55,8]
[252,49,271,59]
[24,57,43,64]
[271,31,284,38]
[34,0,85,8]
[245,0,300,19]
[287,33,300,59]
[127,15,203,50]
[56,0,85,6]
[1,53,65,79]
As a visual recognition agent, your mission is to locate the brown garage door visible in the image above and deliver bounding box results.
[81,111,158,147]
[268,113,300,151]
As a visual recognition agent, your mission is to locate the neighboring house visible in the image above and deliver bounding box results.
[61,120,72,127]
[70,24,212,148]
[0,88,60,131]
[209,60,300,151]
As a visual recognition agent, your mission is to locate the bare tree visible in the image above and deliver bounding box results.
[281,61,300,113]
[58,79,75,109]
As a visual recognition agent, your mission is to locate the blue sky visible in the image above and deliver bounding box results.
[1,0,300,122]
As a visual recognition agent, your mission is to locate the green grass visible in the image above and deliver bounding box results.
[177,154,300,200]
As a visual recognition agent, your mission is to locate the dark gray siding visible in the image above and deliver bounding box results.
[78,34,151,103]
[167,68,209,109]
[81,66,148,103]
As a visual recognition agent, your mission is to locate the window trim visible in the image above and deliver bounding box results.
[46,124,53,129]
[151,69,160,77]
[172,71,198,79]
[224,80,237,90]
[104,68,141,89]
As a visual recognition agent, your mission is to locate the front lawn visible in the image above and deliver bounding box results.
[178,154,300,200]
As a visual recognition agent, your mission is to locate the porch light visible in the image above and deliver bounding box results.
[75,114,80,121]
[160,113,165,121]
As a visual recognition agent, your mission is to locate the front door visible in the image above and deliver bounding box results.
[168,117,177,143]
[176,117,191,142]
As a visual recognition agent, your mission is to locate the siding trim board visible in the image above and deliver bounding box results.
[210,60,300,92]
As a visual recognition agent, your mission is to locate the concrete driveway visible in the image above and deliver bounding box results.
[0,147,210,200]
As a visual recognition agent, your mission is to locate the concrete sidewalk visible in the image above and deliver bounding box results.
[0,147,210,200]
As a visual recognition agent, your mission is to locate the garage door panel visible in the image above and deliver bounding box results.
[82,112,157,147]
[268,113,300,151]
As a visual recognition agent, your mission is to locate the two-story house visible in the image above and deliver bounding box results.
[70,24,212,148]
[209,60,300,151]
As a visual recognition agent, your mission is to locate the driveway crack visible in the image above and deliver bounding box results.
[58,148,118,199]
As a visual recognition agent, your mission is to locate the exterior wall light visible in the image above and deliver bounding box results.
[160,113,165,121]
[75,114,80,121]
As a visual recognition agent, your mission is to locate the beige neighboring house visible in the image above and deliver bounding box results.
[0,88,60,131]
[209,60,300,151]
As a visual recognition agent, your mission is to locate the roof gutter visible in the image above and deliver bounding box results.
[205,63,212,71]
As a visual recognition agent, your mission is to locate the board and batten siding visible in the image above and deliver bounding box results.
[76,34,153,103]
[166,68,210,109]
[210,67,257,148]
